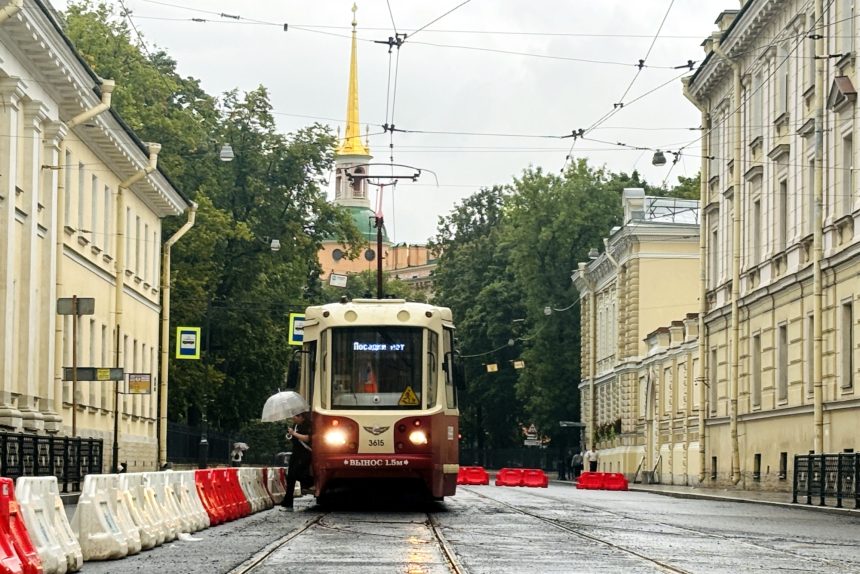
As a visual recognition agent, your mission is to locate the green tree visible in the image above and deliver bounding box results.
[431,187,526,449]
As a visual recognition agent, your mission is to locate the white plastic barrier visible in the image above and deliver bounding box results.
[15,476,83,574]
[164,471,206,533]
[70,474,130,561]
[266,468,286,505]
[246,468,272,511]
[146,473,182,538]
[237,469,262,514]
[178,471,209,530]
[122,473,168,546]
[255,468,274,510]
[117,474,159,550]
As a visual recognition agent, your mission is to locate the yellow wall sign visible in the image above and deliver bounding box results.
[176,326,201,360]
[127,373,152,394]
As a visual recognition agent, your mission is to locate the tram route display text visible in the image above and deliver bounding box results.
[352,342,407,352]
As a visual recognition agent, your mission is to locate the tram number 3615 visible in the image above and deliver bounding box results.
[368,439,385,447]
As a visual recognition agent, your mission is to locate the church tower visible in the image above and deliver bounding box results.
[320,4,391,281]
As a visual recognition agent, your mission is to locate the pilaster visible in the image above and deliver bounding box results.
[0,78,26,430]
[17,100,50,432]
[39,121,66,433]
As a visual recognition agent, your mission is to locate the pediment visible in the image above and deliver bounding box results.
[827,76,857,112]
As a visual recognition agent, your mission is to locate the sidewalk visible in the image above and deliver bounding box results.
[548,474,859,515]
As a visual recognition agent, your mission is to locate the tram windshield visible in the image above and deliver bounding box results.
[330,326,423,409]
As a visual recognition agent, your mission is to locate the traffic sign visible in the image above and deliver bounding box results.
[288,313,305,346]
[176,326,201,359]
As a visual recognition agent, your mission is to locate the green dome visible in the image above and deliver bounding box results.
[326,206,390,243]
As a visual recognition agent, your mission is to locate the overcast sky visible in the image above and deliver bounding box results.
[55,0,731,244]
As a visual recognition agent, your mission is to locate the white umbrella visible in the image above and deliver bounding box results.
[261,391,309,422]
[232,442,249,451]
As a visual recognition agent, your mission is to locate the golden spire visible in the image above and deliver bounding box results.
[336,3,370,156]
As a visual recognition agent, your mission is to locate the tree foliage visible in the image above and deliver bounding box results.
[63,2,363,431]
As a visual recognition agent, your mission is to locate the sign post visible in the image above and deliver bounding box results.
[288,314,305,346]
[57,296,95,437]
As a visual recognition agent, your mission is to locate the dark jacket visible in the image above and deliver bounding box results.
[287,419,312,479]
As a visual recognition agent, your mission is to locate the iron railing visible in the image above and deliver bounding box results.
[166,421,231,466]
[793,453,858,509]
[0,432,103,493]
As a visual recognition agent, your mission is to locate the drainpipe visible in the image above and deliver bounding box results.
[52,80,115,431]
[682,77,710,482]
[813,0,825,454]
[158,202,197,467]
[0,0,23,24]
[712,40,742,485]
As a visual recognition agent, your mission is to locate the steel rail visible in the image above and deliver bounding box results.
[228,513,326,574]
[427,512,468,574]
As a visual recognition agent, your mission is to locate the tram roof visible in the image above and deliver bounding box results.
[305,298,454,325]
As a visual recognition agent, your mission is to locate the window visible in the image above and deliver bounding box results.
[778,324,788,402]
[135,216,141,275]
[91,175,99,246]
[779,452,788,480]
[125,208,131,266]
[63,316,72,403]
[752,334,762,407]
[103,185,111,256]
[753,453,762,481]
[443,327,458,409]
[710,222,719,289]
[329,327,423,409]
[807,158,815,235]
[101,325,109,408]
[144,223,149,282]
[77,162,85,232]
[752,198,762,266]
[776,45,789,116]
[841,300,854,389]
[710,348,718,412]
[777,180,788,251]
[710,125,721,177]
[840,0,855,54]
[752,73,763,139]
[351,166,365,198]
[426,331,438,408]
[711,456,718,480]
[64,151,72,227]
[842,133,853,216]
[804,18,815,87]
[88,320,97,407]
[152,230,158,283]
[806,315,814,396]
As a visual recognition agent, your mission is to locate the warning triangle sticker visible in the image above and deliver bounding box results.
[398,386,419,406]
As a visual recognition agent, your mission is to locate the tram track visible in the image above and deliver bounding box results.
[229,509,466,574]
[467,489,694,574]
[470,490,853,572]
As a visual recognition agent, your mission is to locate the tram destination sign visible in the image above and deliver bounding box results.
[62,367,124,381]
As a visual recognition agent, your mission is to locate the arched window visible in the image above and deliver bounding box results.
[352,166,365,199]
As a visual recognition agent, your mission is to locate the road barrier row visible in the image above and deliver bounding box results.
[575,472,629,491]
[0,467,286,574]
[494,468,549,488]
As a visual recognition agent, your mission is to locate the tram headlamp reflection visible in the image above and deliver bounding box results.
[323,429,348,447]
[408,430,428,445]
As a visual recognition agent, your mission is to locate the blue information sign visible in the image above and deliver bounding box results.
[288,314,305,346]
[175,326,201,360]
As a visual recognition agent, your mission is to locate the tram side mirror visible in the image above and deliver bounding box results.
[285,355,300,390]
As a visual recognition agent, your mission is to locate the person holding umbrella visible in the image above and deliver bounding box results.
[282,411,312,510]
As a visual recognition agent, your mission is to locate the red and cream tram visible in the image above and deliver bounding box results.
[296,298,461,500]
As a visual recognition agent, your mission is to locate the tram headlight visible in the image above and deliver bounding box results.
[323,428,348,447]
[408,430,428,445]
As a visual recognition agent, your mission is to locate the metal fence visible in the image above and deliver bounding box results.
[793,453,859,509]
[0,432,103,493]
[166,422,231,466]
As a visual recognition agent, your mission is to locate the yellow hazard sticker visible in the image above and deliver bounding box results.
[398,386,419,406]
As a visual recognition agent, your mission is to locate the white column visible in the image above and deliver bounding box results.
[0,78,25,429]
[17,101,50,431]
[40,121,66,432]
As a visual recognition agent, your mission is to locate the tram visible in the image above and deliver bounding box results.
[295,298,462,500]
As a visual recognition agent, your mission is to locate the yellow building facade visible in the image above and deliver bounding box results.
[572,189,701,476]
[0,1,187,471]
[577,1,860,491]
